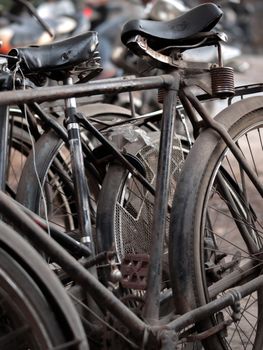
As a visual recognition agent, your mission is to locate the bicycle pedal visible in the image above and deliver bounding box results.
[120,254,149,290]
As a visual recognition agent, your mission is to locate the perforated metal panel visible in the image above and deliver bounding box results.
[113,134,184,261]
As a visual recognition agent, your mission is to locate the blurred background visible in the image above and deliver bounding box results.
[0,0,262,83]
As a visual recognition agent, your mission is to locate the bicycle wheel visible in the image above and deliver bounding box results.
[16,128,79,230]
[0,220,88,349]
[169,96,263,349]
[16,105,137,235]
[96,130,185,310]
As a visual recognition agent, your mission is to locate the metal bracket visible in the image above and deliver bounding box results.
[135,35,180,67]
[229,289,242,322]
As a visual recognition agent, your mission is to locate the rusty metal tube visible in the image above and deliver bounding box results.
[0,75,174,106]
[143,73,180,324]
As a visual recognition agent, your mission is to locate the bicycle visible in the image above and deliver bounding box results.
[0,204,88,349]
[1,24,147,231]
[0,2,263,349]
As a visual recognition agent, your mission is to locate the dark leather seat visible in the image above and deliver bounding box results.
[8,31,99,80]
[121,3,223,51]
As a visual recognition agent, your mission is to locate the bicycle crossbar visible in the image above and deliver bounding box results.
[0,75,174,107]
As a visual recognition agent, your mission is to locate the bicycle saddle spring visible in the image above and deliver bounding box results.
[211,66,235,98]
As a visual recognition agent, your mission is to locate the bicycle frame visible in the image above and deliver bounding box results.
[1,190,263,347]
[0,69,263,347]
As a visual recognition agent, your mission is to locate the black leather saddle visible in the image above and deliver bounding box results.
[121,3,223,51]
[8,31,101,81]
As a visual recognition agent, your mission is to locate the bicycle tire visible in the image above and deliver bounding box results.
[16,106,138,234]
[0,220,88,349]
[5,106,36,198]
[169,96,263,349]
[7,123,33,193]
[15,127,78,229]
